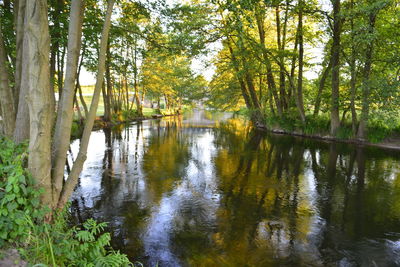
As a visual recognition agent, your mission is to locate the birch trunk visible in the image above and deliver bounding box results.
[57,0,115,209]
[52,0,84,203]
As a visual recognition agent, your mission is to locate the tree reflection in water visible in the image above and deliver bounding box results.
[71,110,400,266]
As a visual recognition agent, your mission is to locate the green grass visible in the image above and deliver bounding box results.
[81,95,104,116]
[77,95,164,117]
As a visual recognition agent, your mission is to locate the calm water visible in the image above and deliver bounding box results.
[70,110,400,266]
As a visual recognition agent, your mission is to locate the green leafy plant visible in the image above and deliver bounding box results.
[0,137,45,246]
[0,137,134,266]
[23,213,132,266]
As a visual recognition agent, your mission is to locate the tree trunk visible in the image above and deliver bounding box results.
[74,92,83,122]
[256,10,282,116]
[330,0,341,135]
[14,1,31,144]
[314,59,332,116]
[289,26,299,102]
[58,0,115,209]
[14,0,26,112]
[58,45,66,98]
[134,84,142,116]
[0,21,16,137]
[104,43,112,121]
[276,5,288,111]
[25,0,53,207]
[77,81,88,118]
[349,0,357,135]
[245,72,261,111]
[51,0,84,204]
[101,81,109,118]
[296,0,306,122]
[357,13,376,140]
[227,41,253,110]
[49,0,64,117]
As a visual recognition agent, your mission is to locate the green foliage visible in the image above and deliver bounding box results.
[335,126,353,140]
[71,121,84,139]
[0,138,133,266]
[258,110,399,142]
[367,118,392,143]
[0,138,45,246]
[302,115,330,136]
[122,109,140,120]
[22,213,132,267]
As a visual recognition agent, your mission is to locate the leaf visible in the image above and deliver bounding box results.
[20,184,27,195]
[5,184,12,192]
[7,201,18,212]
[18,175,26,184]
[6,193,16,202]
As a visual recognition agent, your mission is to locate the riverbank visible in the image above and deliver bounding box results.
[258,125,400,151]
[95,109,180,128]
[72,108,183,138]
[253,113,400,151]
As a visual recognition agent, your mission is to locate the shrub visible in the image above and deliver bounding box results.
[22,213,132,266]
[0,137,133,266]
[0,137,45,246]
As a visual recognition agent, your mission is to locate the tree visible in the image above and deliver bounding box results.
[0,20,15,137]
[1,0,116,210]
[330,0,341,135]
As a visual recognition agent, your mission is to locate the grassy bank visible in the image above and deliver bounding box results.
[0,138,133,266]
[235,108,400,144]
[71,106,189,139]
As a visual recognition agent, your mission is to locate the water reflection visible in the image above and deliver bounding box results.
[71,110,400,266]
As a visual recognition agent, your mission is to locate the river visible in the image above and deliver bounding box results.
[70,109,400,266]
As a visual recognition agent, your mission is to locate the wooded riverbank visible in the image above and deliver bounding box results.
[259,125,400,151]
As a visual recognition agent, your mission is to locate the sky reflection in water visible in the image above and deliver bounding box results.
[71,110,400,266]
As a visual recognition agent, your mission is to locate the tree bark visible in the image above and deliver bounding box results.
[256,10,282,116]
[349,0,357,134]
[276,5,288,111]
[330,0,341,135]
[314,59,332,116]
[289,26,299,102]
[25,0,53,207]
[58,0,115,209]
[51,0,84,204]
[14,0,26,111]
[227,41,253,110]
[104,43,112,121]
[49,0,64,117]
[14,0,31,144]
[357,12,376,140]
[296,0,306,122]
[0,21,16,137]
[77,80,88,117]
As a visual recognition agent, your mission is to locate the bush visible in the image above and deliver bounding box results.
[0,137,133,266]
[71,121,83,139]
[367,119,392,143]
[22,212,132,266]
[0,138,45,246]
